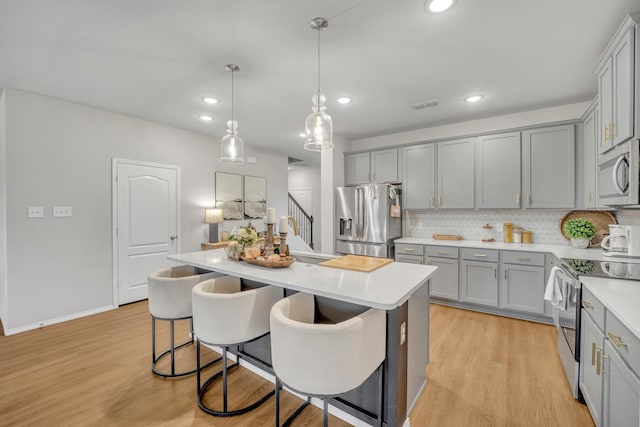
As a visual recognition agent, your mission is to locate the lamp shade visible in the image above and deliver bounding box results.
[204,208,224,224]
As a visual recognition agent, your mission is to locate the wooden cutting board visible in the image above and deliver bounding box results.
[319,255,393,272]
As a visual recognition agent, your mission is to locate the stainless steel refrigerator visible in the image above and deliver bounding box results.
[335,184,401,258]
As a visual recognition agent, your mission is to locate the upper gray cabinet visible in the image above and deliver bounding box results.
[401,144,435,209]
[475,132,521,209]
[583,101,600,208]
[596,15,637,153]
[437,138,475,209]
[522,125,575,209]
[345,148,398,185]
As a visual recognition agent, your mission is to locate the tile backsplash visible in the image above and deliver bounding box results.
[404,210,590,245]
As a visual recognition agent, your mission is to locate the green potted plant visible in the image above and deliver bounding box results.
[563,218,596,249]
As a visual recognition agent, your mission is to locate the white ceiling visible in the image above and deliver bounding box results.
[0,0,637,164]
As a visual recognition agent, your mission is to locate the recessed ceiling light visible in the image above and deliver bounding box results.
[203,97,218,104]
[200,115,213,121]
[465,95,483,103]
[336,97,352,104]
[425,0,456,14]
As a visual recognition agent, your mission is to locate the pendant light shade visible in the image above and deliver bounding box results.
[304,17,334,151]
[220,64,244,163]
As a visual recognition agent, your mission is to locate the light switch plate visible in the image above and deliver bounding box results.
[52,206,72,217]
[28,206,44,218]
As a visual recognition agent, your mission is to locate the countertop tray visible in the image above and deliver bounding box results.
[319,255,393,272]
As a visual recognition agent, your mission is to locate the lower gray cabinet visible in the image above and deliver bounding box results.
[427,256,459,300]
[500,264,545,314]
[460,260,498,307]
[603,340,640,427]
[580,309,604,426]
[396,254,424,264]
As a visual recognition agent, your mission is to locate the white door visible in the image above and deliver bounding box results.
[113,159,180,305]
[290,188,312,237]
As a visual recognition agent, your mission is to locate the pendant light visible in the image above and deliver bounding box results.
[220,64,244,163]
[304,17,334,151]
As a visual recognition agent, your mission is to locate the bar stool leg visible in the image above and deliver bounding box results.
[377,363,384,427]
[275,377,281,427]
[170,319,175,376]
[222,347,228,413]
[151,316,157,364]
[323,398,329,427]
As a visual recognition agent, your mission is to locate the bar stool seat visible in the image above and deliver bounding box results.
[192,275,282,417]
[270,292,386,427]
[147,265,221,378]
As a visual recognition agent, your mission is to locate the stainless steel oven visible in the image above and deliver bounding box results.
[598,139,639,206]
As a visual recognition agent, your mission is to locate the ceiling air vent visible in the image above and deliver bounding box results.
[410,99,440,110]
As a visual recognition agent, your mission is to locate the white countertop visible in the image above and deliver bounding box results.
[580,276,640,339]
[168,249,437,310]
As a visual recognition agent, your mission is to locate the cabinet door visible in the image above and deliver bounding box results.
[598,59,614,154]
[437,138,475,209]
[500,264,544,314]
[603,340,640,427]
[611,28,635,147]
[580,310,605,426]
[583,107,597,208]
[345,152,370,185]
[460,260,498,307]
[402,144,435,210]
[522,125,575,209]
[476,132,521,208]
[427,256,459,300]
[371,149,398,183]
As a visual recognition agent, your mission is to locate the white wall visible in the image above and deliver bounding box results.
[350,101,591,151]
[288,167,321,251]
[0,89,7,327]
[2,88,287,334]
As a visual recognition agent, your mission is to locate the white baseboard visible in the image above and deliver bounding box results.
[4,305,117,335]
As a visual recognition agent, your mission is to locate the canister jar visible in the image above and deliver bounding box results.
[481,224,494,242]
[512,227,522,243]
[503,223,513,243]
[522,230,532,244]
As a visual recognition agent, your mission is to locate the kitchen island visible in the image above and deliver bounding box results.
[168,249,437,427]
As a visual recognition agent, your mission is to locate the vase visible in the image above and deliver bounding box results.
[570,238,590,249]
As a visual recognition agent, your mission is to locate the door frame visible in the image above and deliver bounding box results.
[111,158,181,306]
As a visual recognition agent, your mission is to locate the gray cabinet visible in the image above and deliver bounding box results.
[401,144,436,209]
[500,264,545,314]
[603,340,640,427]
[426,246,459,300]
[460,249,499,307]
[395,243,425,264]
[437,138,475,209]
[580,309,605,427]
[475,132,521,208]
[345,149,398,185]
[396,254,424,264]
[583,102,599,208]
[522,125,575,209]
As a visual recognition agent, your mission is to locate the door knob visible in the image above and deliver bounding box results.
[170,235,178,240]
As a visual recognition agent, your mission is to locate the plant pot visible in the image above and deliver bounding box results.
[570,238,591,249]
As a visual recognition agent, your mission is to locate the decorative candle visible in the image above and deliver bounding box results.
[279,216,288,233]
[266,207,276,224]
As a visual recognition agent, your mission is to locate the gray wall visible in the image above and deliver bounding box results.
[288,167,321,251]
[2,88,287,334]
[0,89,6,325]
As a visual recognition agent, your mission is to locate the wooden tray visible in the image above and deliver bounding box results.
[240,256,295,268]
[318,255,393,272]
[433,234,463,240]
[559,210,617,248]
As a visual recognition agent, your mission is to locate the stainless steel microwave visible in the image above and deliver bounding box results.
[598,139,639,206]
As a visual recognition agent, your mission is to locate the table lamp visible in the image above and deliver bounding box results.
[204,208,224,243]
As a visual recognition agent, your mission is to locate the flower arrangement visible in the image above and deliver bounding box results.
[230,226,258,250]
[563,218,596,240]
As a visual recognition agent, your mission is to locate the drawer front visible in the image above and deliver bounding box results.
[396,243,424,256]
[581,287,605,331]
[606,311,640,375]
[395,254,425,265]
[426,246,459,259]
[461,248,499,262]
[502,251,545,267]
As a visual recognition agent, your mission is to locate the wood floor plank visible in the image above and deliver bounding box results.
[0,301,594,426]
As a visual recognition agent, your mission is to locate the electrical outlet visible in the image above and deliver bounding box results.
[52,206,72,217]
[27,206,44,218]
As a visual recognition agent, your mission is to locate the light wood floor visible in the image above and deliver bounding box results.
[0,302,593,426]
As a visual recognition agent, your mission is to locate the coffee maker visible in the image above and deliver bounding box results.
[601,224,640,258]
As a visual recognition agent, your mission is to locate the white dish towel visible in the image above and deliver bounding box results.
[544,266,569,311]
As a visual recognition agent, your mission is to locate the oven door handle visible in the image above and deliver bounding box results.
[612,155,629,195]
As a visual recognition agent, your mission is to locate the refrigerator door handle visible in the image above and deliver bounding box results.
[354,187,360,240]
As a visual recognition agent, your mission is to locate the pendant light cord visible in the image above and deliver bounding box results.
[231,69,234,124]
[317,25,321,98]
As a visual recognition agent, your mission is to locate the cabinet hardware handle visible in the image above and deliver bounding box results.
[602,354,608,374]
[437,251,448,255]
[516,193,520,204]
[604,124,609,142]
[607,332,627,348]
[473,253,487,257]
[504,269,508,280]
[582,300,593,309]
[494,268,497,279]
[403,248,414,252]
[438,195,442,206]
[591,342,596,366]
[596,347,602,375]
[517,257,531,262]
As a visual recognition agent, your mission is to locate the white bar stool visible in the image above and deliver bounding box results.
[270,292,387,427]
[147,265,221,378]
[192,275,282,417]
